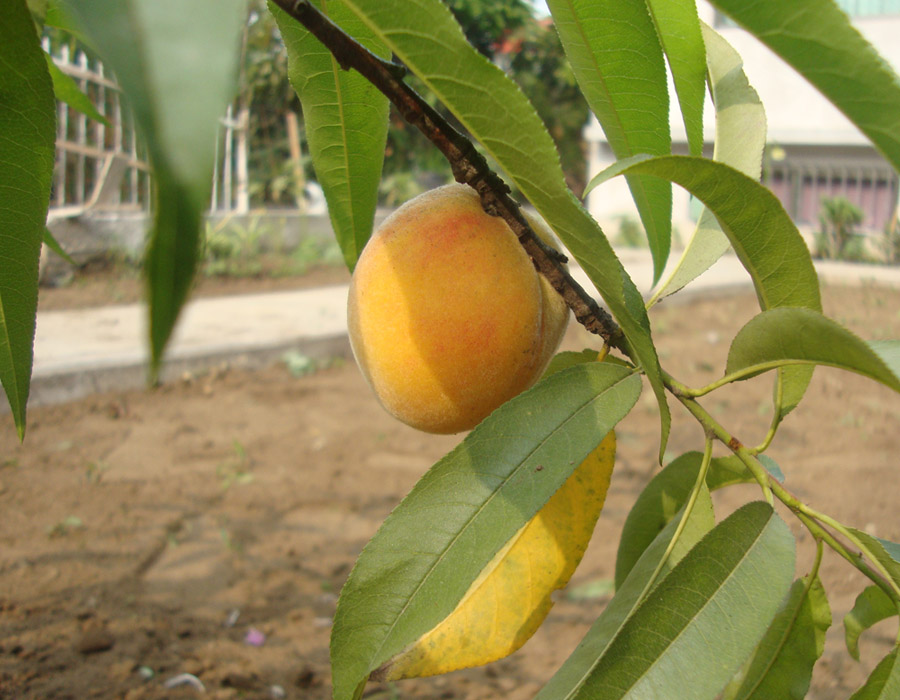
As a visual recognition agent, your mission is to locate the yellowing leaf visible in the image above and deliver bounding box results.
[375,431,616,681]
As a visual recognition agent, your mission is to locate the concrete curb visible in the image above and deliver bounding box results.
[15,252,900,410]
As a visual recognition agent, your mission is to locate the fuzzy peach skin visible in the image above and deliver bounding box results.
[347,183,569,434]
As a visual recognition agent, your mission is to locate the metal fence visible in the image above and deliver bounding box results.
[766,158,899,232]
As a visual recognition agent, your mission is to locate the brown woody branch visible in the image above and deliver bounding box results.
[271,0,625,349]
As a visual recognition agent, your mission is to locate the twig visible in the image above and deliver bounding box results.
[270,0,625,349]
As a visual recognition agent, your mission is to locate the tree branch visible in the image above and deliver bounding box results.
[271,0,626,350]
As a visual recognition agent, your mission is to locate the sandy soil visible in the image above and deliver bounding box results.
[2,282,900,699]
[36,260,352,312]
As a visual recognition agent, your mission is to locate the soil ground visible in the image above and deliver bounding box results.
[3,275,900,699]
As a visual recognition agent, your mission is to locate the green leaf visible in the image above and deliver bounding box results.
[871,341,900,379]
[848,530,900,593]
[542,349,604,379]
[537,485,715,700]
[43,53,110,126]
[271,1,388,271]
[614,451,782,588]
[726,308,900,394]
[542,502,795,699]
[845,586,898,662]
[708,0,900,175]
[547,0,672,284]
[330,363,641,700]
[334,0,671,460]
[0,0,56,440]
[62,0,247,374]
[652,21,766,302]
[850,648,900,700]
[587,154,821,420]
[42,228,75,266]
[643,0,705,158]
[378,432,617,680]
[723,576,831,700]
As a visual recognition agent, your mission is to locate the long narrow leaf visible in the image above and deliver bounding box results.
[726,308,900,394]
[42,228,75,266]
[543,502,794,699]
[0,0,56,439]
[537,487,715,700]
[643,0,705,157]
[652,22,766,301]
[848,530,900,593]
[723,576,830,700]
[709,0,900,174]
[44,53,110,126]
[614,451,781,588]
[587,154,821,421]
[378,432,617,680]
[845,586,899,662]
[850,648,900,700]
[63,0,247,374]
[271,1,388,271]
[330,363,641,700]
[333,0,671,457]
[547,0,672,283]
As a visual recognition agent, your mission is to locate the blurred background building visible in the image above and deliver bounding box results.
[585,0,900,244]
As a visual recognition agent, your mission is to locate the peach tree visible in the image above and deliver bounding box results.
[3,0,900,697]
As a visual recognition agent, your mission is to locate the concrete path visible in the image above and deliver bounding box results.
[23,249,900,407]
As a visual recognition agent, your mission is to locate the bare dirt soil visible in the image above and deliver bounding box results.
[3,280,900,699]
[36,258,352,312]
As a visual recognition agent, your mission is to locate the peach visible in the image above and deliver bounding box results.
[347,183,569,434]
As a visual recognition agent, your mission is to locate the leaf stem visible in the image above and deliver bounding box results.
[750,378,783,455]
[270,0,626,349]
[673,391,774,506]
[636,434,714,606]
[669,379,900,604]
[799,504,900,600]
[675,359,823,398]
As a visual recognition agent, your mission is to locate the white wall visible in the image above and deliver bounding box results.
[585,3,900,232]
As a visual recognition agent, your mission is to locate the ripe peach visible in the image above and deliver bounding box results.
[347,183,569,434]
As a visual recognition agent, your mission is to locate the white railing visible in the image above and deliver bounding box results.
[44,37,249,219]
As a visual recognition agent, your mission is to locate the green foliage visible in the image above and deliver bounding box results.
[541,502,794,700]
[651,20,766,303]
[708,0,900,175]
[61,0,248,376]
[815,196,866,261]
[5,0,900,697]
[845,585,898,661]
[0,0,56,440]
[548,0,672,280]
[272,0,389,270]
[331,362,641,699]
[722,575,831,700]
[849,649,900,699]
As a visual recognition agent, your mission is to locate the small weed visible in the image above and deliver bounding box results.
[216,440,254,491]
[282,351,343,378]
[282,351,317,377]
[47,515,85,538]
[288,236,344,273]
[1,458,18,470]
[218,518,243,554]
[85,460,110,483]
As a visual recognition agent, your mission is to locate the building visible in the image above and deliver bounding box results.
[584,0,900,240]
